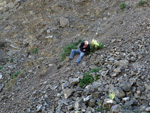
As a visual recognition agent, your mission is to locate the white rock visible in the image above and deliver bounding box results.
[0,73,3,79]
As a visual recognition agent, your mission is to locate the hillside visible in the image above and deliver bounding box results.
[0,0,150,113]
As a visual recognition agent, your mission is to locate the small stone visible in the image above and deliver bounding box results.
[0,73,3,79]
[63,88,73,99]
[145,82,150,90]
[122,97,130,101]
[69,78,79,86]
[88,99,96,107]
[83,95,92,102]
[59,17,69,27]
[145,107,150,112]
[74,98,83,110]
[111,104,122,113]
[115,60,129,67]
[109,87,125,98]
[36,104,42,112]
[121,82,132,91]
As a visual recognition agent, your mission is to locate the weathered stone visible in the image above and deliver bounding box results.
[59,17,69,27]
[109,87,125,98]
[0,73,3,79]
[69,78,79,86]
[0,83,4,92]
[115,60,129,67]
[83,95,92,102]
[110,104,122,113]
[145,107,150,112]
[36,104,42,112]
[63,88,73,99]
[74,98,83,110]
[121,82,132,91]
[88,99,96,107]
[145,82,150,90]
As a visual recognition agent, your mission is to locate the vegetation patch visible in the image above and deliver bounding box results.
[0,67,3,70]
[90,39,105,53]
[10,58,13,63]
[79,72,94,88]
[79,67,103,88]
[61,39,84,61]
[138,0,148,6]
[32,48,38,54]
[120,2,126,11]
[11,71,20,79]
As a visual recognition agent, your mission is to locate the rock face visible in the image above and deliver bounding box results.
[0,0,150,113]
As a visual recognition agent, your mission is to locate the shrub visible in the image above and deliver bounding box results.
[11,71,20,79]
[32,48,38,54]
[10,58,13,63]
[79,72,94,88]
[61,39,84,61]
[90,67,103,73]
[0,67,3,70]
[120,2,126,11]
[90,39,105,53]
[138,0,147,6]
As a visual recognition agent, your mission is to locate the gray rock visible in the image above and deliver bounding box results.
[0,83,4,92]
[88,99,96,107]
[63,88,73,99]
[69,78,79,86]
[74,98,83,110]
[115,60,129,67]
[111,104,122,113]
[121,82,132,91]
[36,104,42,112]
[83,95,92,102]
[59,17,69,27]
[0,73,3,79]
[145,107,150,112]
[109,87,125,98]
[145,82,150,90]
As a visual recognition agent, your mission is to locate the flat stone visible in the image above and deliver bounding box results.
[145,107,150,112]
[0,73,3,79]
[109,87,125,98]
[111,104,122,113]
[121,82,132,91]
[145,82,150,90]
[63,88,73,99]
[69,78,79,86]
[59,17,69,27]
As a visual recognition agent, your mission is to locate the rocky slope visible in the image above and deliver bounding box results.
[0,0,150,113]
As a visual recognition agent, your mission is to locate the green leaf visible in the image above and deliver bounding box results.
[109,93,115,100]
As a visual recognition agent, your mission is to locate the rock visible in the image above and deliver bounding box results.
[121,82,132,91]
[63,88,73,99]
[0,50,4,62]
[124,100,134,108]
[74,98,83,110]
[145,82,150,90]
[110,104,122,113]
[59,17,69,27]
[109,87,125,98]
[99,70,109,76]
[0,73,3,79]
[7,2,15,9]
[0,83,4,92]
[88,99,96,107]
[115,60,129,67]
[145,107,150,112]
[83,95,92,102]
[102,98,113,111]
[69,78,79,86]
[122,97,130,101]
[36,104,42,112]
